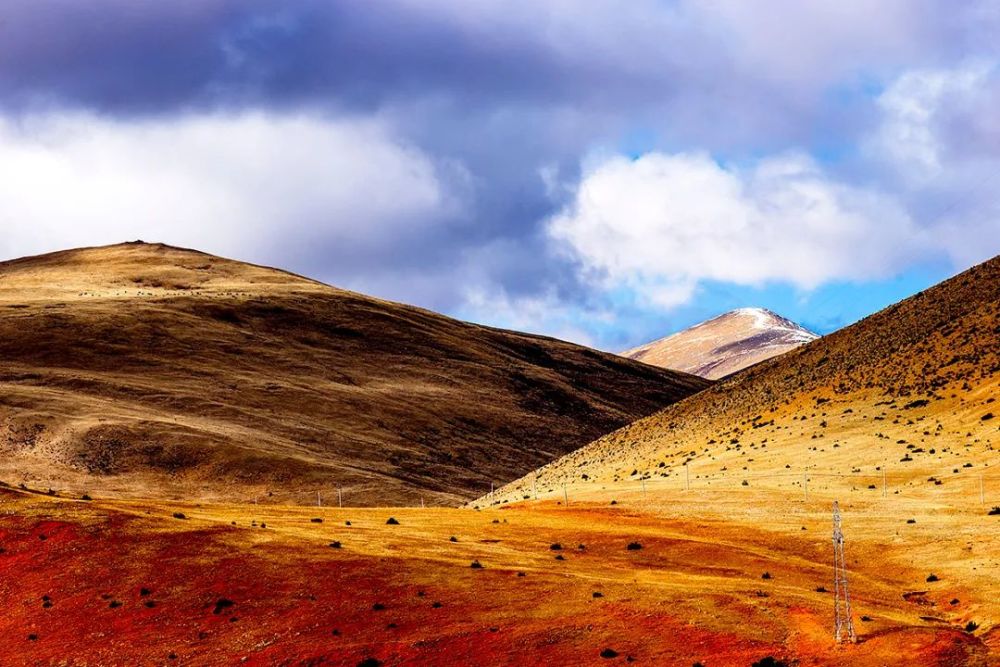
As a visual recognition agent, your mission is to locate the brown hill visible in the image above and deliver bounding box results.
[491,256,1000,503]
[622,307,817,379]
[0,243,709,506]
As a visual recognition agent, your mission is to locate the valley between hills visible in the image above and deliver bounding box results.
[1,244,998,666]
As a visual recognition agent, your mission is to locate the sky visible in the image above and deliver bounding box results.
[1,1,999,350]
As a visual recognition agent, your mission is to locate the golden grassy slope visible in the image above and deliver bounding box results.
[0,242,708,506]
[492,255,1000,504]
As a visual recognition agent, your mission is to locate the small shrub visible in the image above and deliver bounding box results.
[310,518,323,523]
[751,658,788,667]
[372,603,386,611]
[761,572,772,580]
[592,591,603,598]
[213,598,235,615]
[555,554,565,561]
[626,542,642,551]
[431,601,443,608]
[550,543,562,550]
[449,536,458,542]
[329,541,342,549]
[81,494,92,501]
[965,621,978,633]
[989,507,1000,516]
[906,518,916,524]
[926,574,939,582]
[600,648,618,658]
[386,517,399,525]
[172,512,187,520]
[357,659,382,667]
[470,560,483,569]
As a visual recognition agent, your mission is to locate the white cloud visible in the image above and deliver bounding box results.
[873,61,994,179]
[547,151,922,310]
[459,285,601,348]
[0,111,457,263]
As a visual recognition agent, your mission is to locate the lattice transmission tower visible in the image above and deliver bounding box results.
[832,501,856,643]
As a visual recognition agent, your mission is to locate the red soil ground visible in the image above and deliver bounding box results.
[1,486,994,666]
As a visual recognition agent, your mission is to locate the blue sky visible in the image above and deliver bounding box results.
[1,1,998,350]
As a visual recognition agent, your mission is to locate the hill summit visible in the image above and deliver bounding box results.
[622,307,818,379]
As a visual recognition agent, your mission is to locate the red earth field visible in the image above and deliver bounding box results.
[2,483,996,666]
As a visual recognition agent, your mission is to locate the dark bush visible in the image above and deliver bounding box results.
[357,659,382,667]
[550,543,562,550]
[310,518,323,523]
[761,572,772,580]
[470,560,483,569]
[372,603,386,611]
[926,573,939,582]
[626,542,642,551]
[172,512,187,520]
[751,658,788,667]
[600,648,618,658]
[329,541,342,549]
[213,598,235,615]
[592,591,603,598]
[966,621,978,633]
[988,507,1000,515]
[386,517,399,525]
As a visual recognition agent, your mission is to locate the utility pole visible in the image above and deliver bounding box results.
[317,491,322,507]
[685,464,690,491]
[980,475,985,505]
[832,501,857,643]
[338,487,343,508]
[882,468,887,498]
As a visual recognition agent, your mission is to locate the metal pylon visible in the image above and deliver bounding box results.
[832,501,856,643]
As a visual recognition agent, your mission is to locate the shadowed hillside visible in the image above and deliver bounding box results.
[0,242,708,506]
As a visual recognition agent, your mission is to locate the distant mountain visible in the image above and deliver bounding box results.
[0,242,709,506]
[622,308,818,379]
